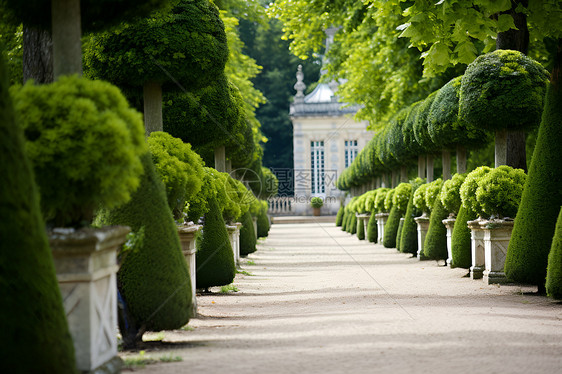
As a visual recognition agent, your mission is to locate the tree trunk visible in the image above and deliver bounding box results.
[496,0,529,171]
[456,145,467,174]
[51,0,82,78]
[418,155,425,179]
[442,150,451,180]
[23,26,53,84]
[226,159,232,174]
[426,155,434,182]
[215,145,226,172]
[495,129,508,167]
[400,165,408,183]
[143,81,163,136]
[381,173,387,188]
[391,170,397,188]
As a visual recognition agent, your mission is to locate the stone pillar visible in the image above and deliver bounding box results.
[375,213,389,245]
[177,222,202,317]
[226,223,242,267]
[480,219,514,285]
[358,214,370,237]
[252,216,258,239]
[468,218,486,279]
[49,226,129,374]
[414,215,430,260]
[442,217,456,266]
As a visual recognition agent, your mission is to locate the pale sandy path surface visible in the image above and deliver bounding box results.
[128,222,562,374]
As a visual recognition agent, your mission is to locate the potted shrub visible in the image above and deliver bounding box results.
[439,173,466,266]
[374,188,391,243]
[423,179,449,262]
[311,196,324,216]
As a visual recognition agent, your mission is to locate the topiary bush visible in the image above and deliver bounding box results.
[0,54,76,372]
[546,207,562,299]
[311,196,324,208]
[341,209,349,231]
[367,212,378,243]
[413,183,430,214]
[95,152,192,347]
[423,183,449,261]
[396,218,404,250]
[357,215,365,240]
[11,75,146,227]
[450,203,477,269]
[400,178,425,255]
[475,165,526,219]
[393,183,413,214]
[350,212,358,235]
[374,188,390,213]
[239,210,257,256]
[336,204,344,226]
[505,79,562,289]
[440,173,466,216]
[384,189,396,212]
[256,201,270,238]
[383,205,401,248]
[424,178,443,213]
[460,166,492,218]
[196,195,236,290]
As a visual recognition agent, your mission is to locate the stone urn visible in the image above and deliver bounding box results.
[312,207,321,216]
[480,218,514,285]
[49,225,129,374]
[226,222,242,267]
[375,212,389,244]
[357,213,371,237]
[177,222,202,317]
[467,218,486,280]
[442,217,456,266]
[414,214,430,260]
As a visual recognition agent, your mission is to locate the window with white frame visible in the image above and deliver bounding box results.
[310,141,325,194]
[344,140,358,168]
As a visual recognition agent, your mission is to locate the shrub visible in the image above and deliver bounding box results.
[400,176,425,255]
[383,205,401,248]
[256,201,270,238]
[393,183,412,213]
[355,193,369,214]
[460,166,492,218]
[424,178,443,212]
[336,205,345,226]
[423,184,449,261]
[384,189,396,212]
[239,211,257,256]
[367,212,378,243]
[374,188,390,213]
[196,196,236,290]
[311,197,324,208]
[365,190,377,212]
[350,213,358,235]
[440,173,466,216]
[546,208,562,299]
[413,183,430,213]
[396,218,404,250]
[0,54,76,372]
[95,153,191,346]
[451,204,477,269]
[341,210,349,231]
[357,216,365,240]
[11,75,146,227]
[475,165,526,219]
[505,80,562,288]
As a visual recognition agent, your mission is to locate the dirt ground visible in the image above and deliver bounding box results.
[125,222,562,374]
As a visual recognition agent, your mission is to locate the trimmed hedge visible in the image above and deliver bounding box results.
[0,54,76,372]
[196,196,236,289]
[450,204,477,269]
[367,211,378,243]
[423,186,449,261]
[476,165,526,219]
[400,180,424,256]
[383,205,401,248]
[256,202,270,238]
[350,213,358,235]
[440,173,466,216]
[505,81,562,287]
[341,210,349,231]
[336,205,344,226]
[96,152,191,345]
[239,211,257,256]
[357,216,365,240]
[546,207,562,299]
[396,218,404,250]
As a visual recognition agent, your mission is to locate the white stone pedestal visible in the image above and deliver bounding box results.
[480,219,513,285]
[357,214,370,238]
[226,222,242,267]
[468,218,486,280]
[177,222,202,317]
[252,216,258,239]
[414,215,430,260]
[375,213,389,244]
[442,218,456,267]
[49,226,129,374]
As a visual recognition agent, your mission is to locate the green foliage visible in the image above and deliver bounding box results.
[147,132,204,220]
[357,216,365,240]
[341,211,349,232]
[12,75,146,227]
[0,19,22,85]
[261,167,279,199]
[546,208,562,299]
[451,204,477,269]
[460,166,492,218]
[459,50,549,132]
[96,153,191,334]
[423,188,449,261]
[400,192,421,256]
[413,91,439,153]
[196,195,236,289]
[392,183,412,213]
[350,213,357,235]
[311,197,324,208]
[383,205,401,248]
[336,205,345,226]
[239,210,256,255]
[0,53,76,372]
[384,189,395,212]
[413,183,430,213]
[506,81,562,287]
[364,190,377,212]
[475,166,526,218]
[396,218,404,251]
[85,0,228,90]
[367,212,378,243]
[256,201,270,238]
[440,173,466,216]
[425,178,443,212]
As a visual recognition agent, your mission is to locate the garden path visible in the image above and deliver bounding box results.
[130,222,562,374]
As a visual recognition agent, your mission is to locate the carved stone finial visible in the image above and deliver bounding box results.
[294,64,306,102]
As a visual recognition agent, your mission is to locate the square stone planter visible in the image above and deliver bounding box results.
[357,213,370,237]
[226,222,242,267]
[177,222,202,317]
[414,214,430,260]
[375,213,389,244]
[49,225,129,374]
[467,218,486,280]
[442,217,456,266]
[480,219,514,285]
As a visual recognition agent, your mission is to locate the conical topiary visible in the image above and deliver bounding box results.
[396,218,404,250]
[240,210,257,256]
[400,194,421,255]
[423,194,449,261]
[450,204,477,268]
[367,211,378,243]
[505,80,562,290]
[336,205,344,226]
[0,54,76,372]
[357,216,365,240]
[256,203,270,238]
[350,213,358,235]
[196,196,236,290]
[341,210,349,231]
[383,205,401,248]
[546,207,562,299]
[95,152,192,347]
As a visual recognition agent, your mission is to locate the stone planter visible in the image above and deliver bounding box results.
[252,216,258,240]
[480,219,514,285]
[357,213,370,237]
[49,226,129,374]
[226,222,242,267]
[414,215,430,260]
[177,222,202,317]
[442,217,456,266]
[312,207,321,216]
[375,213,389,244]
[467,218,486,280]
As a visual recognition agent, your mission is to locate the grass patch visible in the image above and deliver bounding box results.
[220,284,239,293]
[180,325,195,331]
[143,332,165,342]
[123,351,182,369]
[236,269,254,276]
[246,260,256,266]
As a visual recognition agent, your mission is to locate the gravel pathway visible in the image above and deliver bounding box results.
[129,222,562,374]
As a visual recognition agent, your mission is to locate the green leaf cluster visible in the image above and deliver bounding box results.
[424,178,444,213]
[384,189,396,212]
[440,173,466,216]
[310,197,324,209]
[374,188,390,213]
[413,183,430,213]
[459,166,492,217]
[392,183,412,213]
[475,165,526,218]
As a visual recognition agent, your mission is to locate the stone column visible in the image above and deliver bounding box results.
[375,213,389,244]
[49,226,129,374]
[468,218,486,279]
[358,214,370,237]
[480,219,514,285]
[226,223,242,267]
[414,215,430,260]
[177,223,201,317]
[252,216,258,239]
[442,217,456,266]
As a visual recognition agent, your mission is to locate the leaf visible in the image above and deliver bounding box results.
[497,14,517,32]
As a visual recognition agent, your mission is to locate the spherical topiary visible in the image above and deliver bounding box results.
[374,188,390,213]
[475,165,526,219]
[450,203,477,268]
[393,183,412,213]
[336,205,345,226]
[367,212,378,243]
[384,189,396,212]
[239,210,257,256]
[505,80,562,288]
[383,205,401,248]
[0,54,76,372]
[413,183,430,214]
[11,76,146,227]
[365,190,377,212]
[440,173,466,216]
[423,183,449,261]
[546,207,562,299]
[424,178,443,213]
[459,50,549,133]
[460,166,492,218]
[400,178,425,255]
[196,195,236,290]
[311,196,324,209]
[256,201,270,238]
